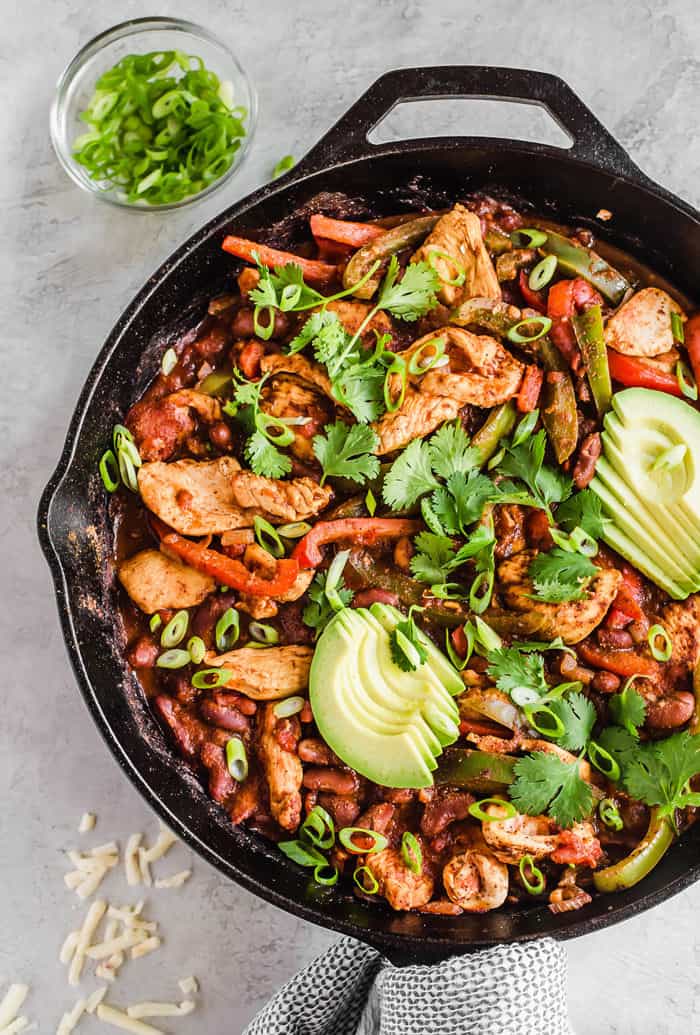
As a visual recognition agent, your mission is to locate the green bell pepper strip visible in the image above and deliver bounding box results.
[593,808,674,893]
[539,231,630,305]
[342,215,440,299]
[538,336,578,464]
[471,402,517,462]
[572,305,613,415]
[435,749,517,793]
[451,298,523,336]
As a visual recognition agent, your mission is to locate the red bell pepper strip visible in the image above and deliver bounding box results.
[606,569,645,627]
[309,214,385,248]
[516,364,544,412]
[683,312,700,388]
[459,718,509,737]
[292,518,422,569]
[161,531,300,597]
[518,269,547,314]
[221,236,337,286]
[577,642,661,679]
[607,350,684,397]
[451,625,469,658]
[547,278,604,372]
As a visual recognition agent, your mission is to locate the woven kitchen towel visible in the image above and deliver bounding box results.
[243,935,574,1035]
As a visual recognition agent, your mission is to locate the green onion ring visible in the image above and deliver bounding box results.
[671,311,685,344]
[519,854,546,895]
[254,410,295,446]
[427,248,466,286]
[511,409,539,447]
[510,685,541,707]
[407,336,447,376]
[116,435,142,469]
[160,609,189,648]
[112,423,134,450]
[430,582,466,601]
[215,607,240,652]
[599,798,624,831]
[445,627,471,671]
[253,305,275,341]
[226,737,248,781]
[161,347,177,375]
[528,254,557,291]
[276,521,312,539]
[280,282,303,310]
[279,840,326,867]
[524,703,566,738]
[313,863,339,886]
[510,228,548,248]
[473,616,502,653]
[676,361,697,400]
[588,741,621,781]
[249,622,280,645]
[401,831,423,874]
[549,528,576,552]
[487,446,506,470]
[647,624,672,661]
[156,649,191,670]
[191,667,233,689]
[507,316,553,344]
[300,805,335,850]
[469,569,494,614]
[273,695,306,719]
[254,515,285,558]
[468,798,517,823]
[187,636,206,665]
[99,450,120,492]
[117,449,139,493]
[569,525,599,557]
[383,356,407,413]
[353,865,379,895]
[149,614,162,634]
[338,827,389,855]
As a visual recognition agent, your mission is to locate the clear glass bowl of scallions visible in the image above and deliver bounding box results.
[50,17,256,210]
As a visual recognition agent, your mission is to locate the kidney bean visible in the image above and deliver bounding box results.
[298,738,338,765]
[317,793,361,829]
[302,768,359,795]
[382,788,416,804]
[190,592,237,645]
[209,421,233,451]
[200,741,237,803]
[628,618,651,644]
[195,324,230,361]
[237,267,260,297]
[127,636,159,669]
[420,789,474,838]
[274,716,301,753]
[597,627,634,650]
[591,670,621,693]
[354,802,396,835]
[351,589,400,609]
[645,691,695,730]
[231,307,256,338]
[573,432,602,489]
[300,701,313,723]
[200,698,250,733]
[216,690,257,717]
[154,695,207,761]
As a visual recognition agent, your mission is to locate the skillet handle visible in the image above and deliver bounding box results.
[293,65,649,184]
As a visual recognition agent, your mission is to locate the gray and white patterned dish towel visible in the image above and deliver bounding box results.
[243,935,574,1035]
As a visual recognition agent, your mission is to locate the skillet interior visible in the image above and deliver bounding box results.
[38,66,700,961]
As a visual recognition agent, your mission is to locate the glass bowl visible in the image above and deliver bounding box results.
[50,17,257,211]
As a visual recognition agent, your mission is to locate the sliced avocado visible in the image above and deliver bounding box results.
[598,521,694,600]
[369,602,464,696]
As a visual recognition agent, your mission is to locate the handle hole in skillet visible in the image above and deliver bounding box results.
[367,97,574,149]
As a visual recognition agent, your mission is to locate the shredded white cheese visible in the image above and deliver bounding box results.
[86,931,144,960]
[124,835,143,887]
[126,1000,194,1019]
[130,936,161,960]
[55,996,86,1035]
[137,850,152,888]
[59,931,79,965]
[85,987,108,1014]
[96,1004,164,1034]
[79,812,96,833]
[140,826,178,865]
[177,976,198,998]
[0,1017,31,1034]
[0,985,29,1029]
[154,870,191,889]
[68,900,107,986]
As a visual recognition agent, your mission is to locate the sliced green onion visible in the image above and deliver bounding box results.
[512,409,539,448]
[468,798,517,822]
[549,528,576,552]
[249,622,279,645]
[253,305,275,341]
[324,549,351,612]
[524,703,566,739]
[161,347,177,375]
[401,831,423,874]
[254,515,285,558]
[99,450,120,492]
[469,569,494,614]
[353,865,379,894]
[383,356,407,413]
[279,282,303,310]
[648,624,672,662]
[112,424,134,450]
[599,798,624,831]
[187,636,206,665]
[255,409,295,446]
[570,525,599,557]
[276,521,312,539]
[675,361,697,401]
[338,827,389,855]
[365,488,377,516]
[117,449,139,493]
[511,685,542,707]
[226,737,248,781]
[313,863,338,886]
[407,337,447,377]
[430,582,466,600]
[445,626,472,670]
[116,435,142,469]
[651,443,688,472]
[671,311,685,343]
[160,610,189,648]
[519,854,546,895]
[427,248,466,286]
[300,805,335,849]
[546,680,582,700]
[588,741,621,781]
[272,154,295,179]
[279,839,326,867]
[149,614,162,633]
[191,667,233,689]
[273,695,305,719]
[156,649,191,670]
[473,616,502,653]
[393,627,424,669]
[215,607,240,652]
[507,316,553,344]
[528,254,557,291]
[511,228,548,248]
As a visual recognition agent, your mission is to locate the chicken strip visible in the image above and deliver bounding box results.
[413,327,524,408]
[203,645,313,699]
[364,845,434,911]
[372,388,461,454]
[257,703,302,832]
[411,204,501,306]
[138,456,332,535]
[118,548,215,613]
[260,375,334,462]
[260,352,335,399]
[604,287,685,358]
[325,299,402,349]
[487,549,621,644]
[126,389,222,462]
[660,594,700,671]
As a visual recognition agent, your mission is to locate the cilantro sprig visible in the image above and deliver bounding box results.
[510,751,594,829]
[621,731,700,824]
[312,421,380,486]
[494,429,572,519]
[303,550,354,636]
[232,372,292,478]
[527,547,598,603]
[389,608,428,673]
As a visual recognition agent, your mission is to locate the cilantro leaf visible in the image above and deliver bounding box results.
[409,532,458,585]
[549,692,597,752]
[496,429,572,514]
[596,725,639,769]
[528,547,598,602]
[377,256,440,321]
[428,421,481,481]
[528,578,587,603]
[389,612,428,672]
[487,647,549,699]
[245,430,292,478]
[382,439,439,509]
[510,751,594,828]
[287,309,339,355]
[312,421,380,486]
[333,363,386,423]
[609,685,646,738]
[621,731,700,819]
[303,571,354,636]
[249,261,324,312]
[555,488,606,540]
[431,471,496,535]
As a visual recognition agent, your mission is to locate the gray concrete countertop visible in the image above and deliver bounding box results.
[2,1,699,1031]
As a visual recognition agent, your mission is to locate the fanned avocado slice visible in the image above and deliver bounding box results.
[369,602,464,696]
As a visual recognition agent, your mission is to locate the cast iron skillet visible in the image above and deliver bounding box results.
[38,66,700,961]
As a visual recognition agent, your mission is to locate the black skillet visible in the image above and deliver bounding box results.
[38,66,700,962]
